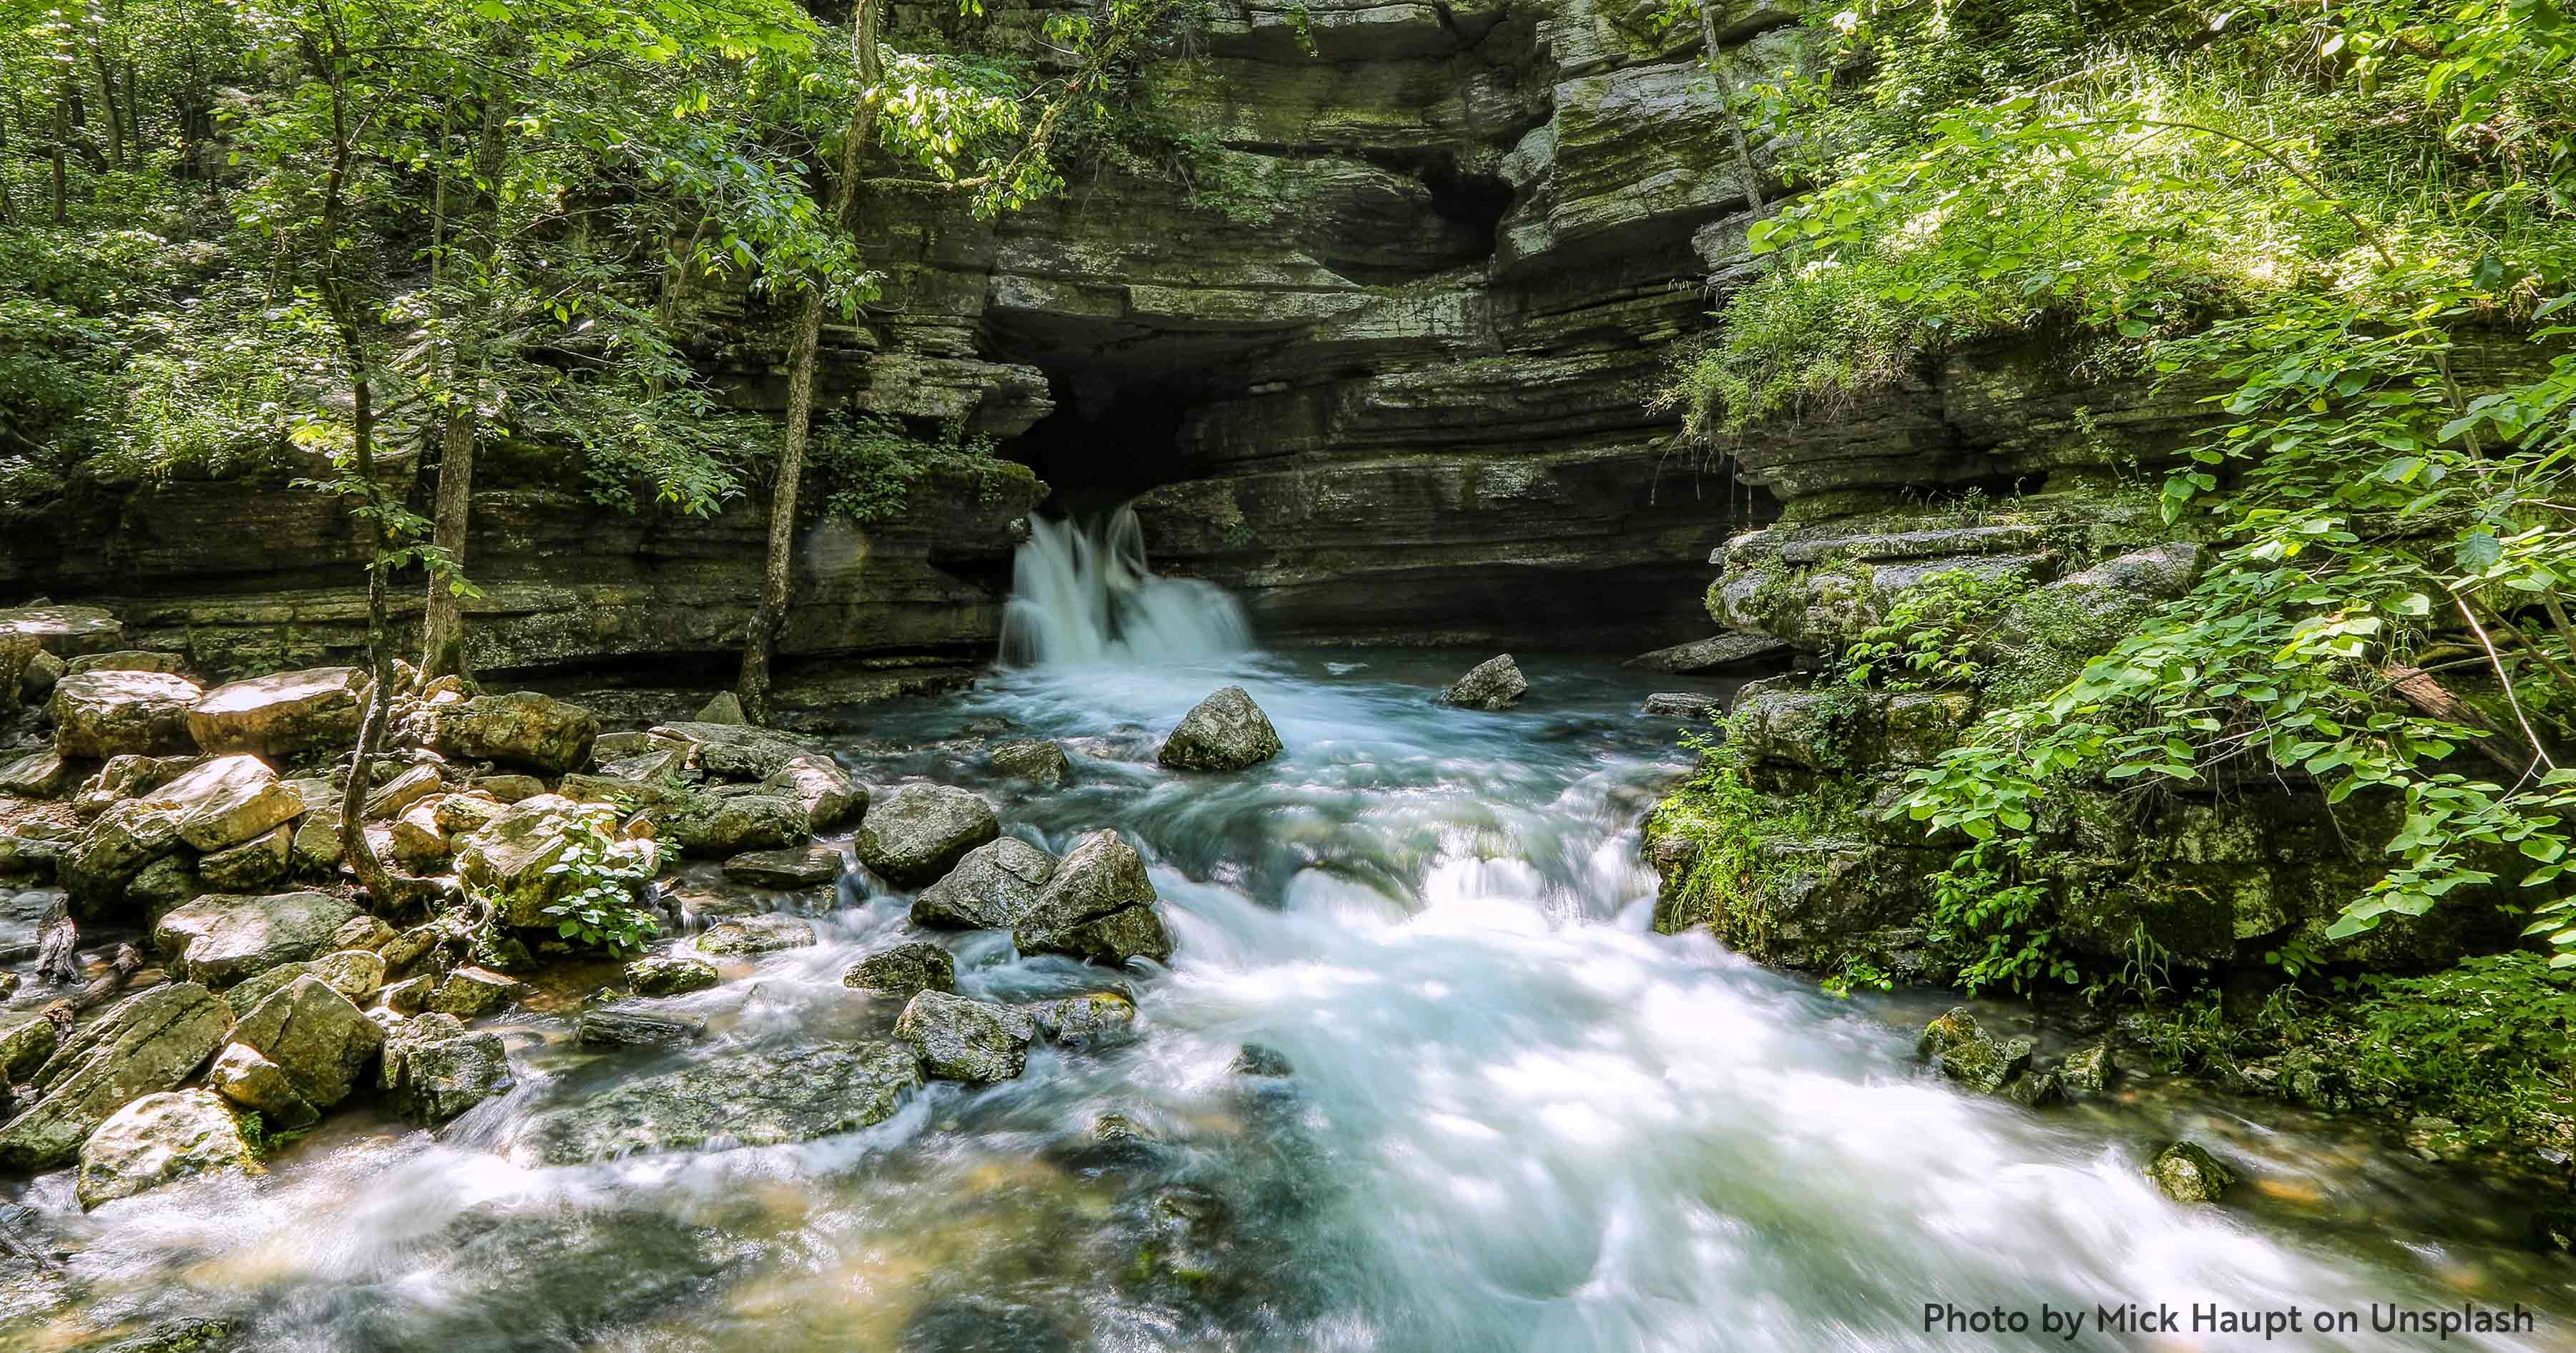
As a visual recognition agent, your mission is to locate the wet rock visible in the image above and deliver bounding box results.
[0,831,62,879]
[692,913,815,956]
[1439,654,1528,711]
[1231,1044,1294,1078]
[912,836,1057,930]
[1915,1007,2034,1096]
[1014,830,1172,967]
[898,1298,1075,1353]
[380,1012,515,1123]
[854,783,1000,886]
[1157,685,1283,771]
[896,990,1037,1083]
[505,1041,923,1163]
[1624,633,1791,673]
[49,670,203,758]
[154,891,357,988]
[1127,1183,1240,1291]
[0,748,77,798]
[231,975,383,1108]
[66,1317,239,1352]
[577,1002,707,1049]
[842,941,956,999]
[74,1090,255,1210]
[694,690,748,725]
[989,738,1073,787]
[1642,692,1724,718]
[649,720,819,781]
[0,982,233,1169]
[206,1042,318,1128]
[625,954,719,997]
[432,690,599,773]
[760,753,863,831]
[195,824,290,891]
[156,755,304,851]
[1024,991,1137,1047]
[185,667,367,758]
[2059,1042,2115,1095]
[2147,1140,2238,1203]
[426,966,521,1017]
[2004,1068,2065,1109]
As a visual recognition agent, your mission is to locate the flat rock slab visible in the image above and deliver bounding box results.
[0,605,124,656]
[49,670,204,758]
[1642,692,1725,718]
[1623,633,1791,673]
[722,846,844,889]
[695,914,816,956]
[154,891,358,989]
[504,1041,924,1163]
[187,667,367,757]
[577,1003,708,1049]
[0,982,234,1170]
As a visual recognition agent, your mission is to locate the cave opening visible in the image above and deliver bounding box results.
[1001,363,1210,522]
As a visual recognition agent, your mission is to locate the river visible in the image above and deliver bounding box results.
[6,512,2573,1351]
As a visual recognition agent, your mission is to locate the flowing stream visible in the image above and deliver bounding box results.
[7,517,2576,1351]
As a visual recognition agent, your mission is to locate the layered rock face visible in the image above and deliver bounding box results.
[1,0,1784,668]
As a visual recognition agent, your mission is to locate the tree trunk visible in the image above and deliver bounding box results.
[736,0,881,724]
[1695,0,1764,215]
[91,47,122,168]
[423,53,513,682]
[308,24,397,904]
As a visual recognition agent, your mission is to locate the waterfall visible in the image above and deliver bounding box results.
[999,505,1253,666]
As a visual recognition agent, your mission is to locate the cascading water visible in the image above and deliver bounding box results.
[999,507,1251,666]
[9,577,2573,1350]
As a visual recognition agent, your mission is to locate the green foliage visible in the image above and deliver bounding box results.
[1924,836,2077,995]
[2349,952,2576,1116]
[805,411,1010,525]
[529,803,661,955]
[1839,566,2025,691]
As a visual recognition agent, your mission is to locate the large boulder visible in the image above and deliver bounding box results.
[0,982,233,1169]
[504,1041,922,1164]
[49,670,204,758]
[989,738,1073,788]
[0,604,124,656]
[842,941,957,1000]
[1013,830,1172,966]
[153,891,358,988]
[1156,686,1283,771]
[1916,1007,2036,1098]
[379,1012,516,1124]
[664,791,807,858]
[853,783,1000,886]
[74,1090,257,1210]
[186,668,368,758]
[154,754,305,851]
[895,990,1037,1083]
[433,691,599,773]
[912,837,1057,929]
[576,1002,706,1049]
[1024,990,1138,1048]
[695,914,816,956]
[230,975,383,1107]
[762,754,863,830]
[1439,654,1528,710]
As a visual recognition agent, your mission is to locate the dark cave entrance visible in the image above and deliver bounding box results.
[1001,361,1215,520]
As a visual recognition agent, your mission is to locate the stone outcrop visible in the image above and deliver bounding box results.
[0,0,1795,666]
[1157,685,1284,771]
[49,669,203,758]
[153,892,358,988]
[853,783,1001,886]
[187,667,367,757]
[1014,829,1173,966]
[504,1042,922,1163]
[0,982,233,1170]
